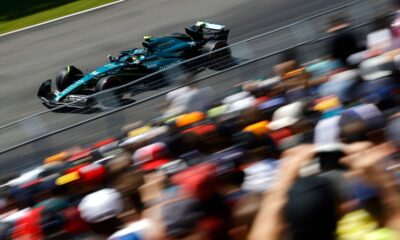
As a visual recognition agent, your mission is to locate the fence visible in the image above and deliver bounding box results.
[0,0,395,174]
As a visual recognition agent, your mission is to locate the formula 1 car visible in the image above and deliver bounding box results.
[38,21,231,109]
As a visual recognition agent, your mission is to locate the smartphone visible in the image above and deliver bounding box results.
[317,150,348,172]
[315,144,348,171]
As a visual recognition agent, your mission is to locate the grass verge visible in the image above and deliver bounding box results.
[0,0,118,34]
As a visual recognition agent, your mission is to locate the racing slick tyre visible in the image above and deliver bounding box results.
[96,76,125,108]
[55,65,83,91]
[202,40,232,71]
[96,76,123,92]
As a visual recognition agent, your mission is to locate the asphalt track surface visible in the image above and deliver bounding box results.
[0,0,354,173]
[0,0,349,125]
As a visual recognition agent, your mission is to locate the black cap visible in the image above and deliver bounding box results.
[285,176,338,240]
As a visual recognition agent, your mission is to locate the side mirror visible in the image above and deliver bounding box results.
[107,54,114,62]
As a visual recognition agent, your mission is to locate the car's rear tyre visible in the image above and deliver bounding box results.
[55,65,83,91]
[202,40,232,71]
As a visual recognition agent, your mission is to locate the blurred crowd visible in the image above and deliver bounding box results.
[0,6,400,240]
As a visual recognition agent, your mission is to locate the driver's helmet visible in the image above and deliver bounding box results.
[133,48,146,55]
[131,49,147,63]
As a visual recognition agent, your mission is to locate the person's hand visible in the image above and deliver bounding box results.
[341,142,396,187]
[276,144,316,190]
[248,144,315,240]
[341,142,400,231]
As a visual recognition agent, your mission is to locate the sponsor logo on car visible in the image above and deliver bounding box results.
[159,60,182,70]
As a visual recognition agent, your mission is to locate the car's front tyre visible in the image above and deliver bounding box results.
[96,76,123,91]
[55,65,83,91]
[95,76,125,108]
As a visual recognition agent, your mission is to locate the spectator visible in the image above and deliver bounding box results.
[327,17,359,66]
[2,7,400,240]
[78,188,124,239]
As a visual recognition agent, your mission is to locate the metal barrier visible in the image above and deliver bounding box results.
[0,0,395,173]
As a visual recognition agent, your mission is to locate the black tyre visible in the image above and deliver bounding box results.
[202,40,232,71]
[95,76,123,92]
[95,76,125,108]
[55,65,83,91]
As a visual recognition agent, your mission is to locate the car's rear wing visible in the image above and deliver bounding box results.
[195,21,225,31]
[186,21,229,41]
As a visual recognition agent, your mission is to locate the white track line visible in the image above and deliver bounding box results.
[0,0,126,38]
